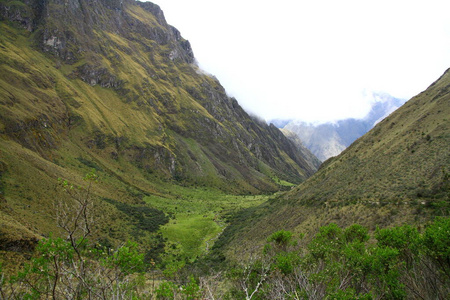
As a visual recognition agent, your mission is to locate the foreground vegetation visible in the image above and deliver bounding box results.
[1,173,448,299]
[0,172,269,298]
[1,218,448,299]
[224,219,450,299]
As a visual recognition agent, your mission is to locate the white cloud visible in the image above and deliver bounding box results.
[149,0,450,123]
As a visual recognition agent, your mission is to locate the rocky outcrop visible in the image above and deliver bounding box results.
[74,64,124,88]
[0,0,35,31]
[4,115,65,151]
[0,0,194,64]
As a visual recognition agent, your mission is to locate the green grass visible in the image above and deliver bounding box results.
[144,186,270,261]
[161,213,221,261]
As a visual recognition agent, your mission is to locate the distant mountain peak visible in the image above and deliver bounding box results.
[282,93,406,161]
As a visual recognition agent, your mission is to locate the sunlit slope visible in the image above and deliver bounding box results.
[215,69,449,260]
[0,0,318,255]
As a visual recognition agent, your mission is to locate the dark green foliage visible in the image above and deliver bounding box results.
[102,240,145,275]
[8,238,145,299]
[375,224,420,267]
[375,218,450,299]
[144,232,166,265]
[155,281,177,299]
[344,224,370,243]
[155,276,201,300]
[104,198,169,233]
[368,246,405,299]
[308,223,344,260]
[180,276,201,300]
[226,219,450,299]
[0,173,146,299]
[0,161,6,201]
[273,251,300,275]
[76,157,103,171]
[422,217,450,276]
[266,229,294,246]
[93,131,107,149]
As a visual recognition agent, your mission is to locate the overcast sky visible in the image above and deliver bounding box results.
[148,0,450,123]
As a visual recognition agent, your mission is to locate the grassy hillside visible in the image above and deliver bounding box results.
[0,0,319,268]
[215,68,450,262]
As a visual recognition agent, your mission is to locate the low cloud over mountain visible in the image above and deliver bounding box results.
[281,93,406,161]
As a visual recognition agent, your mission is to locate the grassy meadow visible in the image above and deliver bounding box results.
[144,185,272,263]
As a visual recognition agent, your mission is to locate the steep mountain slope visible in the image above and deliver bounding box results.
[0,0,317,257]
[280,129,322,171]
[215,69,449,260]
[284,95,406,161]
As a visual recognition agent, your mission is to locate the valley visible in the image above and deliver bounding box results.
[143,184,272,263]
[0,0,316,260]
[0,0,448,299]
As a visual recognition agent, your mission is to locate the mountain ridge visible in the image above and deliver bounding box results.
[0,0,318,258]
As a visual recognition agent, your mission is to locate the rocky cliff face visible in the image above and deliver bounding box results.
[0,0,318,249]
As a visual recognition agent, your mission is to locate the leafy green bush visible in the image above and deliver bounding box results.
[227,218,450,299]
[273,251,300,275]
[266,229,294,246]
[422,216,450,275]
[375,224,420,267]
[155,281,177,299]
[180,276,201,300]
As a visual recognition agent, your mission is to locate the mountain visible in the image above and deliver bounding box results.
[283,94,406,161]
[214,68,449,260]
[280,129,322,171]
[0,0,318,257]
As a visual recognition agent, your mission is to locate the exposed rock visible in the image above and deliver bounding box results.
[0,0,34,31]
[74,64,123,88]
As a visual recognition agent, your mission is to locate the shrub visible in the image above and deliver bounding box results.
[266,230,294,246]
[230,219,450,299]
[422,217,450,274]
[155,281,177,299]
